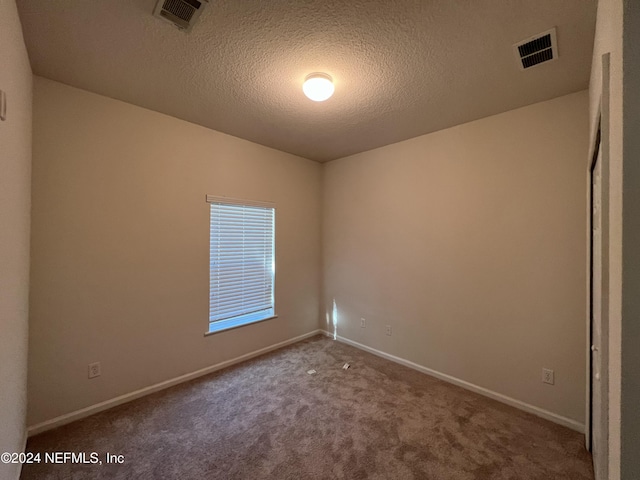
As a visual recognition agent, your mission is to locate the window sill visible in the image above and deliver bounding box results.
[204,314,278,336]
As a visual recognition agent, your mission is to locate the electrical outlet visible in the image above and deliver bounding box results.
[88,362,101,379]
[385,325,392,336]
[542,368,554,385]
[360,318,366,328]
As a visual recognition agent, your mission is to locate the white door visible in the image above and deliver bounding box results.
[591,144,606,480]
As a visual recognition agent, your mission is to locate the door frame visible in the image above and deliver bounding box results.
[586,52,610,480]
[587,124,600,451]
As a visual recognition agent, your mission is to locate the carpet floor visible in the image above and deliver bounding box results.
[22,335,593,479]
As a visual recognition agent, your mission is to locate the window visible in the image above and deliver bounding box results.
[206,196,276,334]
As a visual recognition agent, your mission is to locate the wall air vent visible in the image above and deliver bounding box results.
[513,28,558,70]
[153,0,209,32]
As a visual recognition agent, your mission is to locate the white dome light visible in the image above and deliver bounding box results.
[303,73,334,102]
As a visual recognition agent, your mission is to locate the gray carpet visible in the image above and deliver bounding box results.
[22,335,593,479]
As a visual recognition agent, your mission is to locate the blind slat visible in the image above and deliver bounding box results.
[210,302,272,316]
[210,301,272,316]
[210,266,271,275]
[210,283,272,295]
[210,290,272,303]
[210,299,273,315]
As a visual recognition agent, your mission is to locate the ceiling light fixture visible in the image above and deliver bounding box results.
[303,73,334,102]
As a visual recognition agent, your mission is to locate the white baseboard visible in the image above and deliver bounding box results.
[321,330,585,433]
[27,329,323,437]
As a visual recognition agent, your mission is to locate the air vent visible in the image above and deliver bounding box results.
[153,0,209,32]
[513,28,558,70]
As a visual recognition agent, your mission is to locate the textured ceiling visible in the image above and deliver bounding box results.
[17,0,596,162]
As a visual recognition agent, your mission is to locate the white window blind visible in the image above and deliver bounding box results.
[207,197,275,333]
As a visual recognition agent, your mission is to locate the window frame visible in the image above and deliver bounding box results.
[204,195,277,336]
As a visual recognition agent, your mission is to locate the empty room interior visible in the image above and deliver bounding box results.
[1,0,639,479]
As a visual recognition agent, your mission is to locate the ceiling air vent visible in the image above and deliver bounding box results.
[153,0,209,32]
[513,28,558,70]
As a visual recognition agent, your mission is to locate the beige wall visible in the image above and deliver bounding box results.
[589,0,623,478]
[28,77,322,426]
[0,0,32,478]
[323,91,589,425]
